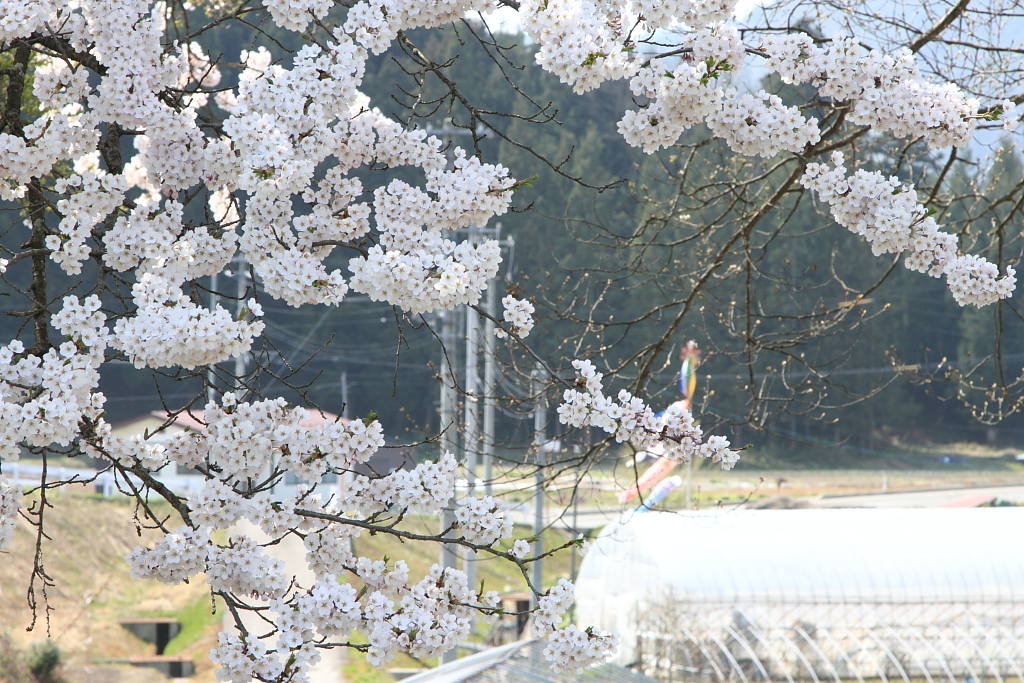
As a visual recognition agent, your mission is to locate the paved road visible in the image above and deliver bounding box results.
[227,520,345,683]
[815,484,1024,508]
[506,503,659,531]
[506,484,1024,531]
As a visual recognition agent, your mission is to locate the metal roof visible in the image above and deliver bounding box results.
[399,640,660,683]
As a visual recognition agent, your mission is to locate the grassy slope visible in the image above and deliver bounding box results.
[1,494,580,682]
[0,493,219,681]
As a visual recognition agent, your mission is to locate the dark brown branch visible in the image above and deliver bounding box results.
[909,0,971,53]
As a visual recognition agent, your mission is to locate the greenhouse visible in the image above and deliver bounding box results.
[575,509,1024,683]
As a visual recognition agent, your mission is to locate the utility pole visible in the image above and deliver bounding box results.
[231,254,249,394]
[341,371,350,419]
[464,231,481,498]
[207,269,219,406]
[531,362,545,608]
[463,226,481,601]
[438,306,459,663]
[433,121,468,601]
[435,123,469,668]
[437,312,456,460]
[439,306,459,564]
[426,121,505,662]
[482,225,500,498]
[207,252,251,401]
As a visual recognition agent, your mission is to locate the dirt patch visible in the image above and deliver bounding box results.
[0,494,217,681]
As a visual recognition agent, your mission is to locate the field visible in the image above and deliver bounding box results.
[2,439,1022,683]
[0,492,575,683]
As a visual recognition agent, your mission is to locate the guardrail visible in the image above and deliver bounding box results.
[3,462,206,497]
[2,463,352,504]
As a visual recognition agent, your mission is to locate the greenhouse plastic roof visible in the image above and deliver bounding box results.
[574,508,1024,674]
[576,508,1024,605]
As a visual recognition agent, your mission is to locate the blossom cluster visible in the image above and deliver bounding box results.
[111,273,265,370]
[802,153,1015,306]
[128,527,470,679]
[618,27,818,156]
[343,0,488,55]
[633,0,740,31]
[127,525,211,584]
[544,625,621,673]
[0,296,108,462]
[618,60,724,153]
[1,0,518,351]
[0,479,22,551]
[708,90,820,158]
[357,557,411,594]
[204,396,385,482]
[48,165,127,275]
[211,22,515,314]
[136,527,502,680]
[364,563,475,665]
[495,295,536,339]
[455,496,514,545]
[348,143,511,314]
[534,578,575,636]
[117,421,613,678]
[207,536,290,600]
[291,576,362,637]
[761,34,980,149]
[558,360,740,468]
[347,452,458,516]
[304,523,360,578]
[5,0,1022,680]
[516,9,1013,301]
[520,0,638,94]
[85,394,387,492]
[0,106,97,202]
[528,579,621,672]
[210,632,286,683]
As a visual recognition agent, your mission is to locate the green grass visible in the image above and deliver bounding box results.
[342,630,433,683]
[353,519,575,596]
[343,655,395,683]
[161,594,222,656]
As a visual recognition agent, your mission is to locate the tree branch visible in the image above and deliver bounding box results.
[909,0,971,53]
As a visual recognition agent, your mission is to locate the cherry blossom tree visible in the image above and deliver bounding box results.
[0,0,1020,680]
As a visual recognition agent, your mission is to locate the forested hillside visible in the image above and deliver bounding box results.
[4,14,1022,464]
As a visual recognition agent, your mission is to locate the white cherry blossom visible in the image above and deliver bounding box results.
[558,360,740,468]
[495,295,536,339]
[4,2,1021,680]
[0,480,22,551]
